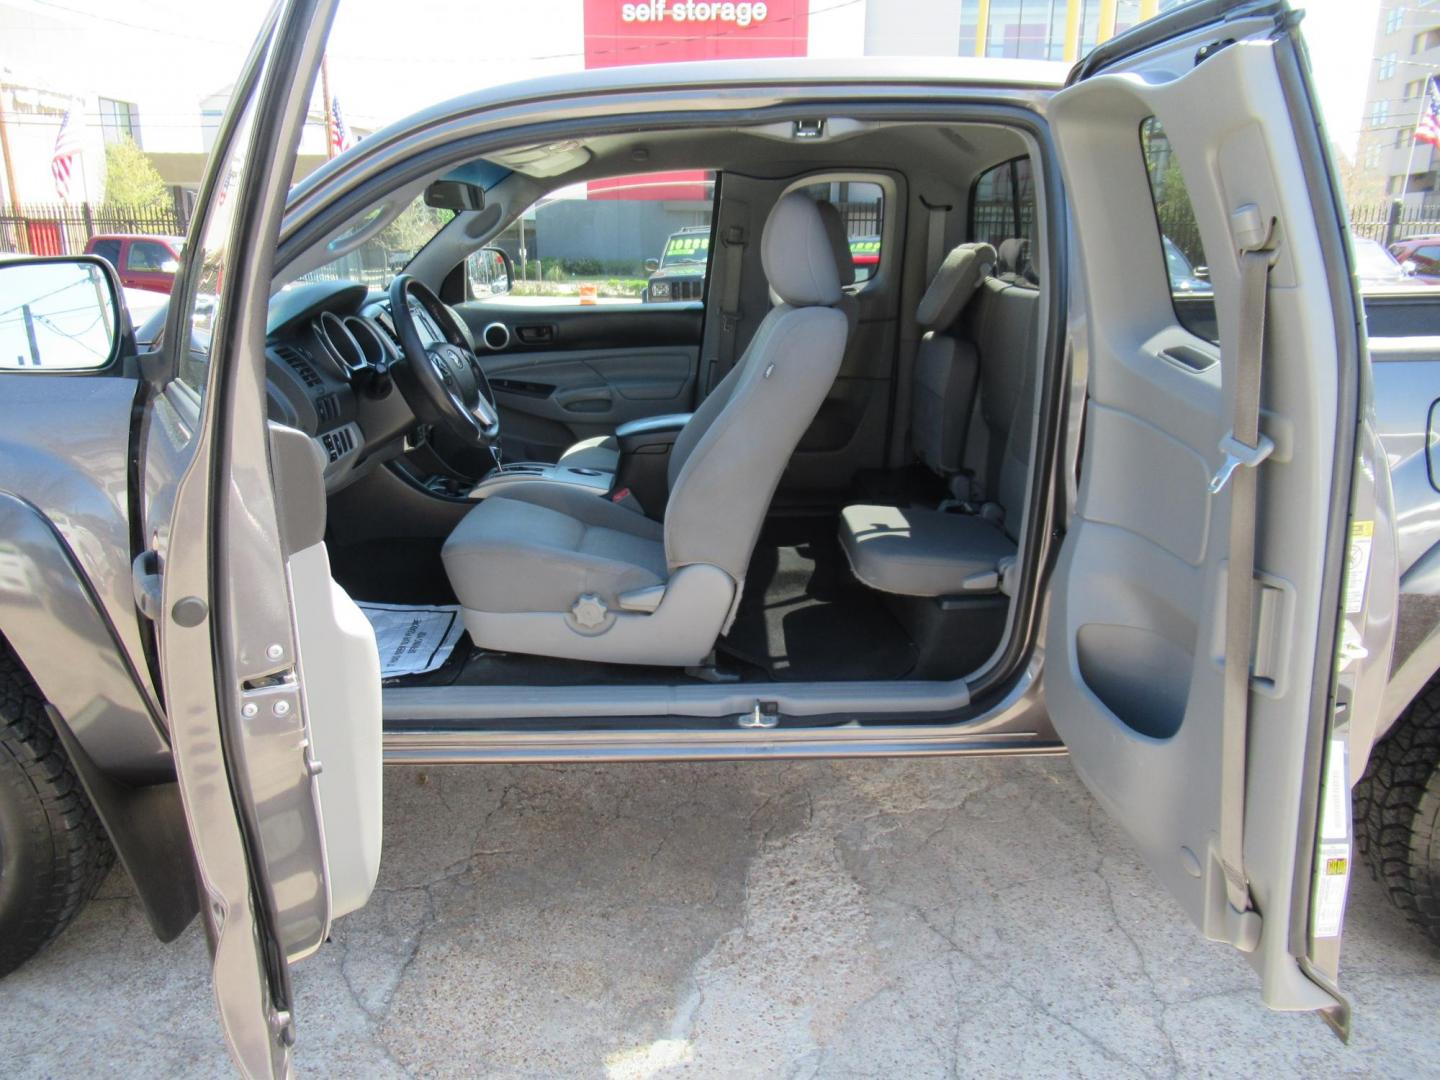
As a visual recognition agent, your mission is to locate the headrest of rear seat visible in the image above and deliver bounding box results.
[915,242,996,331]
[996,237,1037,284]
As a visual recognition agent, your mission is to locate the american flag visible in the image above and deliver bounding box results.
[1418,78,1440,148]
[50,110,82,201]
[329,97,352,157]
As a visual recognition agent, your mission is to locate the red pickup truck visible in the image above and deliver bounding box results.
[83,233,185,293]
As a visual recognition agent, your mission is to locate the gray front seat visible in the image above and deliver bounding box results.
[556,198,858,475]
[443,193,849,666]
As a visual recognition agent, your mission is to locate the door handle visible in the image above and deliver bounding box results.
[132,550,163,621]
[555,388,613,413]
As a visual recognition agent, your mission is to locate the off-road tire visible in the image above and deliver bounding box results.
[0,645,114,977]
[1355,676,1440,946]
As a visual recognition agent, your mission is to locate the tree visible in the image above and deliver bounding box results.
[102,136,168,209]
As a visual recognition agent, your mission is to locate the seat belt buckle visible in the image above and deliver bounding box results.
[1209,431,1274,495]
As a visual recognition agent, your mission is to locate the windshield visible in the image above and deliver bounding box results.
[299,194,455,288]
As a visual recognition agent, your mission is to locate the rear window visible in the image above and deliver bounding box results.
[970,156,1038,283]
[794,179,886,285]
[1140,116,1215,343]
[90,239,122,267]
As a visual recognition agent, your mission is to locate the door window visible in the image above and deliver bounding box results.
[125,240,173,272]
[467,171,716,305]
[1139,116,1215,342]
[793,179,886,285]
[1410,244,1440,274]
[970,155,1038,282]
[90,238,122,267]
[167,87,262,396]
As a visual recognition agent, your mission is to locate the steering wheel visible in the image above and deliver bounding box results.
[388,274,500,447]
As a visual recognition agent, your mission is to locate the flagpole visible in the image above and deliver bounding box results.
[321,55,336,160]
[1400,76,1433,213]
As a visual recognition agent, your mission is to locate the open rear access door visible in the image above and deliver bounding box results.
[1045,1,1390,1030]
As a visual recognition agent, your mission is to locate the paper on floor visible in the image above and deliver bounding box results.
[358,602,465,679]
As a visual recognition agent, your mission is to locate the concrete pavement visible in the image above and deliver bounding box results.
[3,755,1437,1077]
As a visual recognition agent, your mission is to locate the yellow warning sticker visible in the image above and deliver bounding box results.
[1344,520,1374,615]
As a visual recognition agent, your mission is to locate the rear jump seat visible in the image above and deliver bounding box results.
[840,238,1040,601]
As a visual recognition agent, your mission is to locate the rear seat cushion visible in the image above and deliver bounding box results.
[839,504,1015,597]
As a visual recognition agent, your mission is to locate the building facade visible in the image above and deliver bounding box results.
[1360,0,1440,210]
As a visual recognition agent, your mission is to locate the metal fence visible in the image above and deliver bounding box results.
[1350,201,1440,247]
[0,201,189,258]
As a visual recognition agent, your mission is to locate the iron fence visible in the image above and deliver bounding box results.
[0,201,189,258]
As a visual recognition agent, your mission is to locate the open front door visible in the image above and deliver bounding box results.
[1044,0,1392,1026]
[138,1,381,1075]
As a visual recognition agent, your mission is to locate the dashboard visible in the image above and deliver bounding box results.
[264,280,420,493]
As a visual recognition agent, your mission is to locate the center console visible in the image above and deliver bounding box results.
[468,460,615,500]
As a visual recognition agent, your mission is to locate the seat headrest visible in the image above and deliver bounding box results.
[761,193,842,307]
[915,243,996,331]
[815,200,856,287]
[996,237,1032,280]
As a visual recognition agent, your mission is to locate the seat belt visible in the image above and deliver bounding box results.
[1209,203,1278,943]
[921,195,950,282]
[706,204,748,395]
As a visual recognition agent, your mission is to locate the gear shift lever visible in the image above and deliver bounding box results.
[489,443,504,475]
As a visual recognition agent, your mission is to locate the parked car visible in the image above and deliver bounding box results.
[1388,233,1440,284]
[1353,235,1417,289]
[83,233,185,294]
[642,224,710,301]
[1163,235,1211,293]
[0,3,1432,1073]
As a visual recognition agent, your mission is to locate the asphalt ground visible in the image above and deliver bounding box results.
[4,755,1437,1077]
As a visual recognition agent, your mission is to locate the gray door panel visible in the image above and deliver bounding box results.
[480,347,697,461]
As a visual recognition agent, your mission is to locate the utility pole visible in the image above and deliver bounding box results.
[0,85,30,253]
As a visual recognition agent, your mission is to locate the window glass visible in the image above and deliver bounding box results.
[1411,245,1440,274]
[469,171,716,306]
[126,240,173,272]
[98,98,140,147]
[90,239,122,267]
[970,155,1039,283]
[301,194,454,288]
[171,78,262,395]
[793,179,885,284]
[1140,116,1215,342]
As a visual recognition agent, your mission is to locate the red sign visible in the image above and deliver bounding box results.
[583,0,808,67]
[584,0,808,199]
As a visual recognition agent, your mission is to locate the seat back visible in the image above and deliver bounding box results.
[909,243,995,478]
[815,200,860,337]
[662,194,850,582]
[962,242,1041,536]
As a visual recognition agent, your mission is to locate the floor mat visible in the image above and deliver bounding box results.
[359,602,466,679]
[721,516,916,681]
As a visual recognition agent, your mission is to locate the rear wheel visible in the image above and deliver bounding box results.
[0,645,114,977]
[1355,676,1440,946]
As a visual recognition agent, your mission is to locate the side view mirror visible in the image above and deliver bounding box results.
[0,255,127,372]
[469,246,513,298]
[1194,265,1209,281]
[1403,259,1418,275]
[644,257,660,273]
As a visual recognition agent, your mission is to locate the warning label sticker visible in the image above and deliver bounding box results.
[1344,520,1374,615]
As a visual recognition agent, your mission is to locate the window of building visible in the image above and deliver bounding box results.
[970,155,1039,283]
[1140,117,1214,343]
[98,98,140,147]
[1366,143,1382,169]
[467,171,716,306]
[1381,52,1399,80]
[1373,99,1392,128]
[1388,5,1406,34]
[792,179,886,285]
[1414,28,1440,53]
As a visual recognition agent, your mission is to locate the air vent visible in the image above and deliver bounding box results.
[273,344,322,389]
[315,393,339,423]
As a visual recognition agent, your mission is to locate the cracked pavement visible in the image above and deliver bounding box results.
[3,755,1437,1077]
